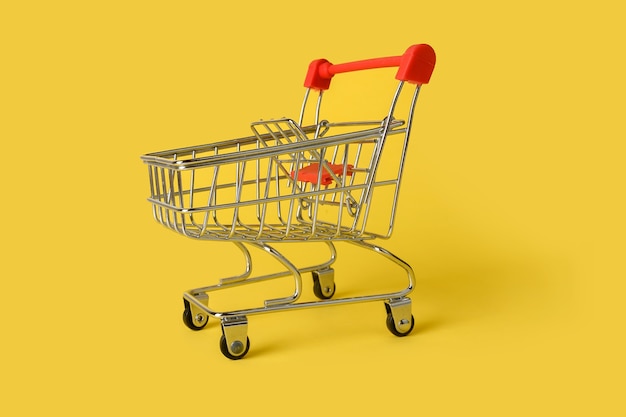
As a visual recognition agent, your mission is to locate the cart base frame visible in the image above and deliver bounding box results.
[182,239,415,359]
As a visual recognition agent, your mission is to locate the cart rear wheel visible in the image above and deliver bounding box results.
[386,313,415,337]
[313,279,336,300]
[182,301,208,331]
[312,268,336,299]
[219,335,250,360]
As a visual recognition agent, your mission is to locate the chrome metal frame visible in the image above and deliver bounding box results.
[142,80,424,359]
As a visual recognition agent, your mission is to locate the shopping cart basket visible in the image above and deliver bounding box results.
[141,44,436,359]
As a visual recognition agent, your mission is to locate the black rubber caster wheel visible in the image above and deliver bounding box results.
[313,277,336,300]
[386,313,415,337]
[182,300,208,331]
[219,335,250,360]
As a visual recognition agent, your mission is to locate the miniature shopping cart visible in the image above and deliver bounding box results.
[141,44,436,359]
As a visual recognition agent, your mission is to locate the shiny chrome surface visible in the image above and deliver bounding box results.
[142,74,427,356]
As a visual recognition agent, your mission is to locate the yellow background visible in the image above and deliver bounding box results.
[2,1,625,415]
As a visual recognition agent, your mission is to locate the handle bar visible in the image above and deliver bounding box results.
[304,44,436,91]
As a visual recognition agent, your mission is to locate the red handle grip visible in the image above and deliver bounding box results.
[304,44,436,91]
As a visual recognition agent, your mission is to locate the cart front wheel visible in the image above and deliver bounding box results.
[220,335,250,360]
[182,302,208,331]
[386,313,415,337]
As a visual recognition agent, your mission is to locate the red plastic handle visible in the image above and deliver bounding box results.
[304,44,436,91]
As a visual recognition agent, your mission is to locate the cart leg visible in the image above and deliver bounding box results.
[220,316,250,360]
[347,240,416,336]
[249,242,303,307]
[219,242,252,284]
[384,297,415,337]
[182,293,209,331]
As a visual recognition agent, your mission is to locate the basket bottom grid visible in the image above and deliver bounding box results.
[155,217,379,242]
